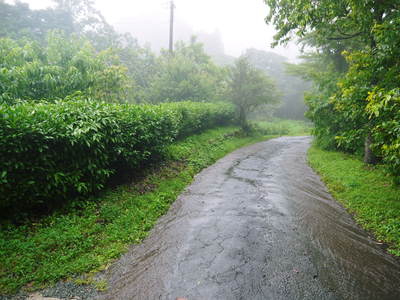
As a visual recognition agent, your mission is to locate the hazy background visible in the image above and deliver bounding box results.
[2,0,308,120]
[5,0,300,61]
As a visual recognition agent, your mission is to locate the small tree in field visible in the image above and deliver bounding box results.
[228,57,279,131]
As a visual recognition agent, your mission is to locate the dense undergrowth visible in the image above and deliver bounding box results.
[308,145,400,257]
[0,121,309,295]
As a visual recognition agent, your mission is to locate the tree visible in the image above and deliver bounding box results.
[228,57,280,131]
[244,48,310,120]
[265,0,400,181]
[0,31,134,104]
[0,0,74,42]
[286,53,348,150]
[112,34,157,103]
[265,0,400,163]
[145,38,227,103]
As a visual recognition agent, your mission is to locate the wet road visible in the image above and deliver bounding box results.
[97,136,400,300]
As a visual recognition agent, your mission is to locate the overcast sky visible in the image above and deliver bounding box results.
[7,0,300,61]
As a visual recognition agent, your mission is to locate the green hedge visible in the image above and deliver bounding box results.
[167,102,236,138]
[0,100,234,210]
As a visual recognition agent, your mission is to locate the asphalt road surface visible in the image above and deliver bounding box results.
[96,136,400,300]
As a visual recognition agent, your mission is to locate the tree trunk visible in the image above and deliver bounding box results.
[239,106,249,132]
[364,132,377,164]
[333,47,348,73]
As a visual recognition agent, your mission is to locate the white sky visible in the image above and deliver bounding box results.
[6,0,300,61]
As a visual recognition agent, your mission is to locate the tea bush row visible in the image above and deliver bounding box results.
[0,100,235,210]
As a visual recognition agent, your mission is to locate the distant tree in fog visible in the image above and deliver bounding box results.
[244,49,310,120]
[228,57,280,131]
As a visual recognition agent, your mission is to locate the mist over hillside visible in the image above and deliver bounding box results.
[114,15,235,66]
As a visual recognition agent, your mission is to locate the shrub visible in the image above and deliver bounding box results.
[0,100,234,210]
[0,31,134,105]
[367,88,400,183]
[165,101,235,138]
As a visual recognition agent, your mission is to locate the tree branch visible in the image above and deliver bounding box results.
[327,32,363,40]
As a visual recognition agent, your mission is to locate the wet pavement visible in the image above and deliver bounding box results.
[96,136,400,300]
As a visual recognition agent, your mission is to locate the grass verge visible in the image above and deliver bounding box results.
[0,125,277,295]
[256,119,312,136]
[308,144,400,256]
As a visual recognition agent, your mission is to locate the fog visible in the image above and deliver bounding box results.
[7,0,300,62]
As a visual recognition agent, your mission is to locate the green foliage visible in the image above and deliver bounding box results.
[265,0,400,180]
[330,51,372,153]
[256,119,312,136]
[0,1,74,42]
[228,57,280,130]
[0,126,274,294]
[116,36,157,103]
[166,101,235,138]
[0,0,119,53]
[0,3,231,107]
[52,0,112,37]
[244,48,310,120]
[146,39,228,103]
[308,145,400,257]
[291,52,368,153]
[0,31,134,104]
[367,88,400,183]
[286,52,350,150]
[0,100,234,211]
[265,0,386,48]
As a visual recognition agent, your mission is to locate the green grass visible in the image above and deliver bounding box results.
[308,145,400,257]
[256,119,312,136]
[0,125,275,294]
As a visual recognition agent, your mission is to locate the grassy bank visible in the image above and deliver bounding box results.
[0,125,278,294]
[308,145,400,257]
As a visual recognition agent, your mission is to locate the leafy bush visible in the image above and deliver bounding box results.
[367,88,400,183]
[0,31,134,105]
[0,100,234,210]
[267,1,400,181]
[145,40,228,104]
[166,101,235,138]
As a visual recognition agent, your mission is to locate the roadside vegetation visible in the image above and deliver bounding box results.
[308,145,400,257]
[266,0,400,182]
[0,101,235,214]
[1,0,398,296]
[265,0,400,257]
[0,1,311,295]
[257,119,312,136]
[0,121,309,294]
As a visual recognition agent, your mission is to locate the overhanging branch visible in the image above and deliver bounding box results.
[327,32,363,40]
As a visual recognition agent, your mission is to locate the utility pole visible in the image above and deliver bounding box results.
[169,0,175,54]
